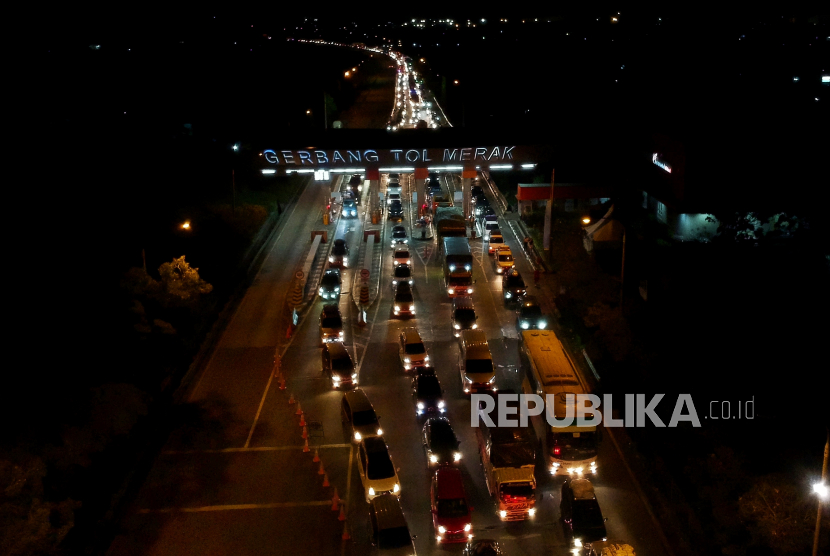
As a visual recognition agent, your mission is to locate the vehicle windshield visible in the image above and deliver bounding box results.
[499,482,535,500]
[550,431,599,459]
[395,251,410,259]
[573,500,605,527]
[377,526,411,549]
[498,253,513,263]
[321,317,342,329]
[393,266,411,278]
[352,410,377,426]
[393,230,406,238]
[395,292,414,303]
[322,275,340,286]
[404,342,425,355]
[333,246,347,255]
[416,377,442,399]
[490,236,504,243]
[448,276,473,286]
[521,306,543,319]
[466,359,493,375]
[367,451,395,479]
[505,275,525,287]
[343,200,356,208]
[331,357,353,372]
[437,498,469,518]
[454,309,476,321]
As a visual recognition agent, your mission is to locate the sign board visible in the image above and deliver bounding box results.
[333,121,343,129]
[360,269,370,280]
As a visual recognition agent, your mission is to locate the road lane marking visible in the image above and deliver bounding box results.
[162,444,351,455]
[342,443,354,556]
[138,500,345,513]
[244,364,278,448]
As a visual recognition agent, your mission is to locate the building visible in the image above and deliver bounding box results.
[516,183,612,215]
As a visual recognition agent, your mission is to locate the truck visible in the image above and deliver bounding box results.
[443,236,474,297]
[520,330,600,477]
[476,391,538,521]
[435,206,467,240]
[585,541,636,556]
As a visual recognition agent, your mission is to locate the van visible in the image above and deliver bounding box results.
[458,329,496,396]
[342,388,382,443]
[369,493,416,554]
[322,342,357,389]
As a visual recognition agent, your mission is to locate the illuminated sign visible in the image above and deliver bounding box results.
[652,153,672,173]
[261,146,519,167]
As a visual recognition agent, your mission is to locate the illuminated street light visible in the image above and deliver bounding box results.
[306,110,311,114]
[181,221,191,230]
[454,80,459,85]
[345,71,350,77]
[815,482,828,499]
[232,144,239,151]
[582,217,591,225]
[352,67,357,71]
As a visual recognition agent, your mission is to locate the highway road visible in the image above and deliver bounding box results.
[107,172,671,556]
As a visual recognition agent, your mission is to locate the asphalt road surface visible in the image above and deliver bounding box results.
[107,174,671,556]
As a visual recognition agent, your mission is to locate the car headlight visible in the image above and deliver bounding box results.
[538,321,547,329]
[403,239,407,243]
[393,483,400,493]
[488,376,496,384]
[454,323,461,329]
[395,305,400,311]
[351,373,357,380]
[467,288,473,293]
[449,264,456,272]
[464,264,471,271]
[368,487,375,496]
[319,288,324,295]
[406,260,411,264]
[417,402,424,410]
[342,210,347,216]
[394,260,399,265]
[438,526,446,534]
[377,428,383,435]
[343,260,348,267]
[471,323,478,329]
[574,538,583,548]
[528,508,536,517]
[448,288,454,295]
[404,357,410,363]
[505,292,512,298]
[424,355,429,362]
[499,510,507,519]
[409,305,414,311]
[408,279,413,285]
[438,401,445,409]
[521,321,530,329]
[464,523,472,532]
[454,452,462,461]
[354,432,362,441]
[392,280,398,286]
[339,331,344,336]
[329,256,334,263]
[429,453,438,463]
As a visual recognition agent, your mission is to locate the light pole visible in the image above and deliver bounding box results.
[813,427,829,556]
[231,143,239,214]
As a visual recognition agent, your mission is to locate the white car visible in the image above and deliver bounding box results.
[357,437,401,503]
[393,249,411,266]
[387,192,402,205]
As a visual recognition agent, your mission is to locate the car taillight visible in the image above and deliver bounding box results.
[554,446,561,456]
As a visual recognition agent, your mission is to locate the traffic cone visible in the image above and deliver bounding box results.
[302,426,308,439]
[299,413,307,427]
[338,504,346,521]
[295,402,303,416]
[323,473,330,487]
[279,376,286,390]
[331,488,340,510]
[288,393,295,404]
[342,521,350,540]
[313,449,320,462]
[302,438,310,452]
[318,460,325,475]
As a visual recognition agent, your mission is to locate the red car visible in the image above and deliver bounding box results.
[431,467,473,544]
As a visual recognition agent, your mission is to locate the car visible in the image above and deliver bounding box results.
[423,417,462,467]
[399,327,429,370]
[321,341,357,389]
[392,248,411,267]
[429,181,443,194]
[341,198,358,217]
[502,269,527,305]
[451,296,478,337]
[463,539,505,556]
[348,173,362,191]
[428,172,440,182]
[473,197,491,217]
[388,173,400,181]
[318,268,342,300]
[388,200,404,221]
[487,231,505,254]
[431,467,473,543]
[390,225,408,248]
[357,436,401,503]
[391,263,414,288]
[342,388,382,444]
[493,247,515,275]
[481,217,500,240]
[393,282,415,317]
[560,478,608,547]
[516,296,548,333]
[387,192,402,205]
[368,494,416,553]
[319,304,344,344]
[330,239,349,268]
[412,372,445,418]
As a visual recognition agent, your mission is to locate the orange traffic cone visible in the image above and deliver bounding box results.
[299,413,307,427]
[288,393,295,404]
[302,426,308,439]
[302,438,310,453]
[279,376,286,390]
[338,504,346,521]
[318,460,325,475]
[331,488,340,511]
[295,402,303,416]
[342,521,350,540]
[322,473,330,487]
[313,449,320,462]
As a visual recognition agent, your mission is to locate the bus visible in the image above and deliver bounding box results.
[443,237,474,297]
[519,330,599,477]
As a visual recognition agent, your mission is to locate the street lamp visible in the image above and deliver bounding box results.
[812,428,829,556]
[181,221,191,230]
